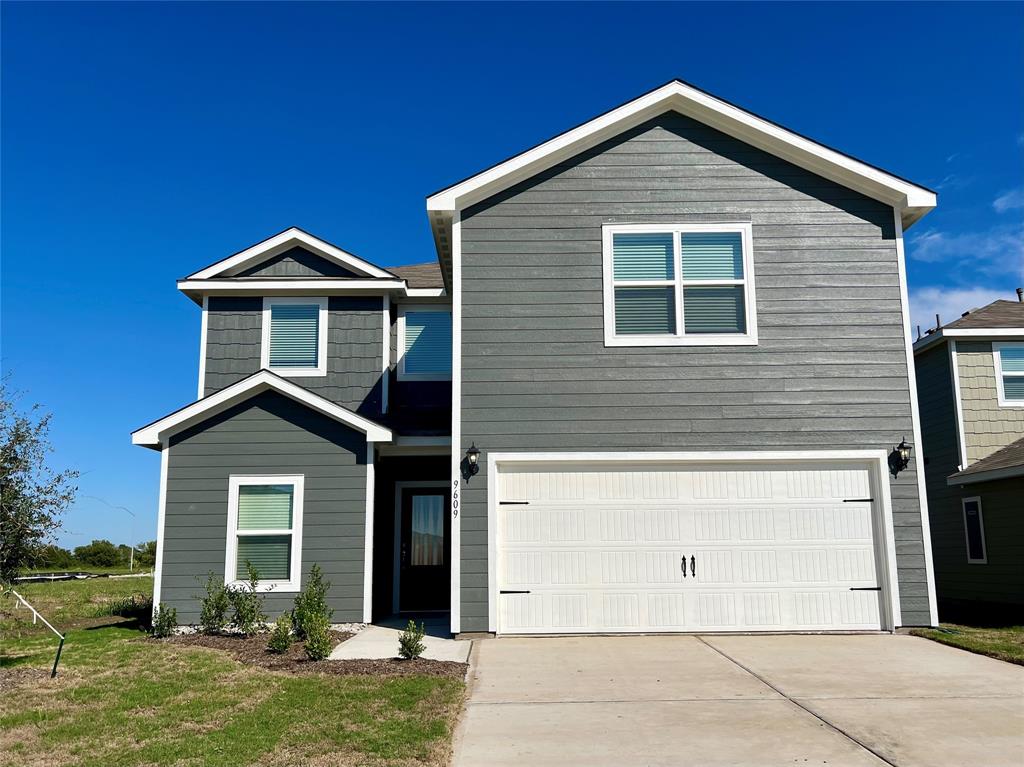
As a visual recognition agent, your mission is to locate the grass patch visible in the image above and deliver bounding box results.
[910,623,1024,665]
[1,577,464,766]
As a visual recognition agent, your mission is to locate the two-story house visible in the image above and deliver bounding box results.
[133,80,939,635]
[913,296,1024,622]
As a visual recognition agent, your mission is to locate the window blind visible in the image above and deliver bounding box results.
[614,287,676,335]
[683,286,746,334]
[612,232,674,280]
[269,304,320,368]
[404,312,452,374]
[235,535,291,581]
[1000,346,1024,400]
[237,485,293,530]
[681,232,743,280]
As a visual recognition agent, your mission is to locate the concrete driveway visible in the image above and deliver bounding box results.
[453,634,1024,767]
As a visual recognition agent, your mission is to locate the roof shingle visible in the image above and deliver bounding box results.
[948,435,1024,482]
[390,262,444,289]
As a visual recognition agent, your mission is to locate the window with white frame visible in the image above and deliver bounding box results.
[398,306,452,380]
[961,496,987,564]
[261,297,328,376]
[994,342,1024,406]
[602,223,757,346]
[226,476,304,591]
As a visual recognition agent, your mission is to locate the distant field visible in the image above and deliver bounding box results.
[24,566,153,577]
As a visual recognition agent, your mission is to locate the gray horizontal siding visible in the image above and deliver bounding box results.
[458,111,932,631]
[204,296,384,417]
[161,391,368,624]
[235,246,360,278]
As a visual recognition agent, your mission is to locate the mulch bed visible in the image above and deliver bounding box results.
[164,631,467,678]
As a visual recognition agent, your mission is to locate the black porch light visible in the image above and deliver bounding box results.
[888,438,912,478]
[464,443,481,477]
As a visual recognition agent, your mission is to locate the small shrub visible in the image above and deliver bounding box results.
[398,619,426,660]
[292,563,333,640]
[198,573,230,634]
[101,593,153,620]
[151,604,177,638]
[303,613,333,661]
[229,562,268,636]
[267,614,293,654]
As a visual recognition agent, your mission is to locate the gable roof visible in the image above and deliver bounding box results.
[131,370,393,449]
[426,79,936,221]
[948,435,1024,485]
[187,227,399,281]
[913,297,1024,353]
[390,262,445,289]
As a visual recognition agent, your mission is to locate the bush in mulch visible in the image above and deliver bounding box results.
[165,631,467,678]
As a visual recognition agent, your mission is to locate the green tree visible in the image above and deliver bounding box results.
[135,540,157,568]
[73,539,121,567]
[0,383,79,583]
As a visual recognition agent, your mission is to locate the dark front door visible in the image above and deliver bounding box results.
[398,487,451,612]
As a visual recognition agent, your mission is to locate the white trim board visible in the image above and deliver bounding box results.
[949,340,968,470]
[131,370,393,447]
[381,295,391,414]
[188,227,397,281]
[152,439,169,621]
[364,446,375,623]
[449,211,462,635]
[260,297,329,378]
[913,328,1024,354]
[893,210,939,628]
[601,222,758,347]
[486,450,903,634]
[427,81,935,223]
[196,295,209,400]
[225,474,305,593]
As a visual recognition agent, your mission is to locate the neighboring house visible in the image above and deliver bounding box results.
[913,296,1024,621]
[133,80,940,635]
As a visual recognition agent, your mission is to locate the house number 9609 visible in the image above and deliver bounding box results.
[452,479,459,518]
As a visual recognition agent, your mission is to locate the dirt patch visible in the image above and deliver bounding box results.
[0,666,54,689]
[163,632,467,678]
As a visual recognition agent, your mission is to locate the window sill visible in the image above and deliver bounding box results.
[398,372,453,382]
[266,367,328,378]
[228,581,300,593]
[604,333,758,348]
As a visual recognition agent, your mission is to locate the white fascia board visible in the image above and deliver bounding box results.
[188,228,397,280]
[914,328,1024,354]
[426,81,936,223]
[178,279,407,295]
[405,288,447,298]
[131,370,392,447]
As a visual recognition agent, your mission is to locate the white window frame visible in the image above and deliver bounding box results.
[396,304,452,381]
[225,475,305,592]
[961,496,987,564]
[601,223,758,347]
[260,297,328,377]
[993,341,1024,407]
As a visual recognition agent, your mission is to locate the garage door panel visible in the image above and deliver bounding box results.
[496,462,885,633]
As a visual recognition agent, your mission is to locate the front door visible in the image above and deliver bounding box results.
[398,488,451,612]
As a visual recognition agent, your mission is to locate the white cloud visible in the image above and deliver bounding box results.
[994,186,1024,213]
[910,286,1014,335]
[907,223,1024,282]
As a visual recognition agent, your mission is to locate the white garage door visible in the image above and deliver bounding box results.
[496,461,886,633]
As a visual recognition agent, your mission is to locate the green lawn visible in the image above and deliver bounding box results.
[910,623,1024,666]
[1,578,464,767]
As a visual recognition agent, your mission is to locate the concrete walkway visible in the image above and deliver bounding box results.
[329,616,471,662]
[453,634,1024,766]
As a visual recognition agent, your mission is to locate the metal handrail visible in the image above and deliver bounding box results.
[7,588,66,678]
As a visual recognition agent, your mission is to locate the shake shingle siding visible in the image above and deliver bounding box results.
[204,296,384,416]
[161,391,368,623]
[458,112,932,630]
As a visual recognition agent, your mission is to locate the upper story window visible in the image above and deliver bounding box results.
[261,297,328,377]
[226,476,304,591]
[398,305,452,381]
[994,342,1024,407]
[602,223,757,347]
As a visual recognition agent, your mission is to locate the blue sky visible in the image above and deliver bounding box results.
[2,2,1022,549]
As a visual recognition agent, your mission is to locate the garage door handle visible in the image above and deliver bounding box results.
[849,587,881,591]
[500,590,531,595]
[690,555,696,579]
[681,556,686,578]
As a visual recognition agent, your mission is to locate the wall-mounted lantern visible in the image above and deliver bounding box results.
[888,438,912,478]
[462,443,481,481]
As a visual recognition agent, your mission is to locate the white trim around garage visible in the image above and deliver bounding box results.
[893,210,939,628]
[486,450,903,634]
[260,296,329,378]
